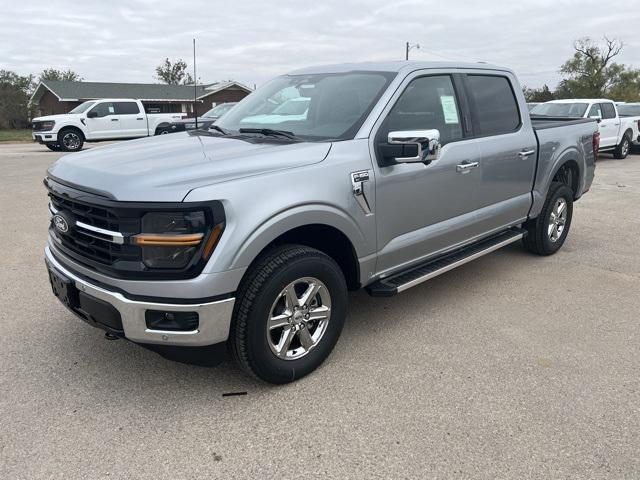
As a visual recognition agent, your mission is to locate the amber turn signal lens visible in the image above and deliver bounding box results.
[203,223,224,259]
[133,233,204,246]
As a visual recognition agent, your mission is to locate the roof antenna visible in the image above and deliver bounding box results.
[193,38,198,129]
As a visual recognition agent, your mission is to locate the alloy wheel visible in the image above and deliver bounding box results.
[548,198,567,242]
[62,132,81,150]
[266,277,332,360]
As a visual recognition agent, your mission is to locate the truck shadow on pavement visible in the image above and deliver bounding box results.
[46,243,532,401]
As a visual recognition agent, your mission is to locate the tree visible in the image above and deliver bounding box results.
[523,84,555,103]
[0,70,35,128]
[155,58,194,85]
[39,68,83,82]
[555,36,639,100]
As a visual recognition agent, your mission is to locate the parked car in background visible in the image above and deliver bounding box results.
[44,61,598,383]
[160,102,238,135]
[240,97,310,125]
[527,102,540,111]
[616,103,640,147]
[32,99,186,152]
[530,99,635,159]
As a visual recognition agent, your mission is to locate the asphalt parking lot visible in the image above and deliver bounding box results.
[1,141,639,479]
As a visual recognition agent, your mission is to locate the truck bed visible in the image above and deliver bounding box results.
[530,115,595,130]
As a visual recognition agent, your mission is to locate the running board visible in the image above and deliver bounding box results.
[366,228,526,297]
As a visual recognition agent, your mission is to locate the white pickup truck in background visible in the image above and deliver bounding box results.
[32,99,186,152]
[531,99,636,159]
[616,103,640,147]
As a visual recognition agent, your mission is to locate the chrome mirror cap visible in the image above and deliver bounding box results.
[388,129,441,163]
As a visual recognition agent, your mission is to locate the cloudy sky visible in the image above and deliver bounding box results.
[2,0,639,89]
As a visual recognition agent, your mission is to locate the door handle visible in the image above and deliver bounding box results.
[456,161,479,173]
[136,117,143,120]
[518,149,535,159]
[111,118,119,121]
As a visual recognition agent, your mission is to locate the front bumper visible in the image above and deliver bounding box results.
[45,245,235,347]
[33,132,58,144]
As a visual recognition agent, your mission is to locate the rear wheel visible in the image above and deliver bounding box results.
[523,182,573,256]
[229,245,347,384]
[57,128,84,152]
[614,134,631,159]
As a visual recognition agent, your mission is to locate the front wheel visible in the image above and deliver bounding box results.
[229,245,347,384]
[57,128,84,152]
[522,182,574,256]
[614,135,631,159]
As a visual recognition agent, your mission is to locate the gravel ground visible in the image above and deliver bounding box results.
[1,142,639,479]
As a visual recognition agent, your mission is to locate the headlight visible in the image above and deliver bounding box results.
[40,121,55,131]
[132,211,223,269]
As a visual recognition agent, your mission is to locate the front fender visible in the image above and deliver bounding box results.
[51,120,86,137]
[229,204,370,270]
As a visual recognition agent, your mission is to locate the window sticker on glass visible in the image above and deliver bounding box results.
[440,95,459,124]
[108,105,115,114]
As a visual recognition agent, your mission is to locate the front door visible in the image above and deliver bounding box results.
[86,102,121,139]
[372,73,486,275]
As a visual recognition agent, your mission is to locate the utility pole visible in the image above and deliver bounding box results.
[193,38,198,129]
[405,41,420,60]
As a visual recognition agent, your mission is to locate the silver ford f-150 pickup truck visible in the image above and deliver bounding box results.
[44,61,597,383]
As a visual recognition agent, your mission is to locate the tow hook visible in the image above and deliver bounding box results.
[104,332,119,341]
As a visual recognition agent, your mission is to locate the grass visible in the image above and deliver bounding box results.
[0,129,32,142]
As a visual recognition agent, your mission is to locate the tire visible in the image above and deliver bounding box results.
[522,182,573,256]
[57,128,84,152]
[45,144,62,151]
[156,128,170,135]
[229,245,347,384]
[613,134,631,159]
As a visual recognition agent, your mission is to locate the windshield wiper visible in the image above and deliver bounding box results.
[238,128,299,140]
[208,125,228,135]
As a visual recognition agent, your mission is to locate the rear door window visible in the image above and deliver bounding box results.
[114,102,140,115]
[466,75,521,136]
[600,103,616,119]
[588,104,602,118]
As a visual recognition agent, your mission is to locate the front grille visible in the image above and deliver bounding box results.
[48,190,140,266]
[32,121,49,132]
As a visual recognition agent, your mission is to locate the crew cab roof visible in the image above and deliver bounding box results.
[289,61,511,75]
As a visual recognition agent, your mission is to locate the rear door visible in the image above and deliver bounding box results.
[598,102,619,147]
[114,101,146,137]
[85,102,120,139]
[461,73,537,230]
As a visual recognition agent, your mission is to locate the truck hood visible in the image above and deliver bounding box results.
[47,132,331,202]
[33,114,83,122]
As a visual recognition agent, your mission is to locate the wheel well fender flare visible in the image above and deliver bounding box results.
[228,205,369,272]
[57,125,85,140]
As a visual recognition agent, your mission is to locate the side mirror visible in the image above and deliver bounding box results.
[86,111,98,118]
[589,115,602,123]
[387,129,441,163]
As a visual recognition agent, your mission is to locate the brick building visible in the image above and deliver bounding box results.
[29,80,252,118]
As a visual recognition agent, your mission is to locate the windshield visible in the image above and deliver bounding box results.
[203,103,235,118]
[69,101,96,114]
[217,71,396,141]
[617,104,640,116]
[530,102,589,117]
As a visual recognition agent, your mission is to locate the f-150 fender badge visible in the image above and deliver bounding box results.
[351,170,372,215]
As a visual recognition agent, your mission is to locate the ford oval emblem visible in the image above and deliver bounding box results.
[53,214,69,233]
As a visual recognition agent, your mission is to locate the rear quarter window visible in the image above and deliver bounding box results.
[466,75,521,136]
